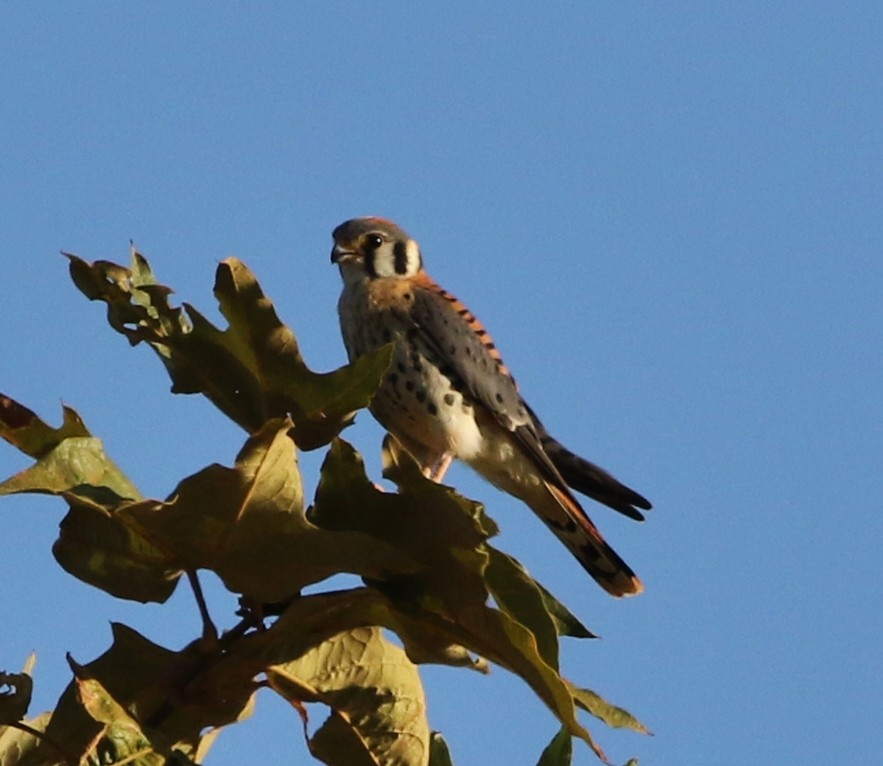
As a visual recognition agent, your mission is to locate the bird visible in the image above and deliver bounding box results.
[331,217,651,596]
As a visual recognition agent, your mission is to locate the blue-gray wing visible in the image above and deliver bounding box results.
[409,279,565,484]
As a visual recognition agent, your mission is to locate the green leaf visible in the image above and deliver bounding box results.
[118,422,419,603]
[66,250,393,448]
[0,436,140,501]
[428,732,455,766]
[536,726,572,766]
[267,627,430,766]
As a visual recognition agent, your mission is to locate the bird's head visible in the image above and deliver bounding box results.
[331,217,423,282]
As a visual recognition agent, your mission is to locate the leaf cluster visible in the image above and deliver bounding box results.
[0,249,647,765]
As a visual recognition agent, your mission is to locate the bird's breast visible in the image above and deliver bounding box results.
[338,281,484,460]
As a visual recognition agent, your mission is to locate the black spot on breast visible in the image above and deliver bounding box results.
[389,372,399,384]
[415,390,426,403]
[443,393,456,406]
[382,329,393,342]
[495,393,504,404]
[427,402,438,416]
[397,362,406,373]
[405,381,415,392]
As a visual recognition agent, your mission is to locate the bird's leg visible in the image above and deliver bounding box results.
[424,453,454,482]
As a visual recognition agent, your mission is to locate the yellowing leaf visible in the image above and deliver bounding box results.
[569,685,651,735]
[66,250,393,449]
[0,711,56,766]
[0,396,89,459]
[267,627,430,766]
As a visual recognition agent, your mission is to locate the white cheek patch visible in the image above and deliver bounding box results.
[376,238,423,278]
[405,239,422,273]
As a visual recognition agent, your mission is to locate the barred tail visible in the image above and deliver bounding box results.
[541,481,643,597]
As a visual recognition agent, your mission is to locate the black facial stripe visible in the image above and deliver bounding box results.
[393,240,409,274]
[365,249,377,278]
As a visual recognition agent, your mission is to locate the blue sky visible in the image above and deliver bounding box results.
[2,3,881,764]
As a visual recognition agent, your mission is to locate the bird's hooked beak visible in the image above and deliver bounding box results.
[331,243,359,265]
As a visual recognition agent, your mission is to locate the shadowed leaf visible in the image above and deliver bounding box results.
[118,422,419,603]
[313,439,495,613]
[309,441,604,754]
[0,672,32,725]
[485,549,566,670]
[0,399,179,603]
[53,498,180,603]
[43,623,255,764]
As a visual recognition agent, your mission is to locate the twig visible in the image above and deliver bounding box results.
[186,570,218,645]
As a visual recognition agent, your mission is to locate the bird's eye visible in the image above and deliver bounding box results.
[364,234,384,250]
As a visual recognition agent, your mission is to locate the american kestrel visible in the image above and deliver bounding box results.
[331,217,651,596]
